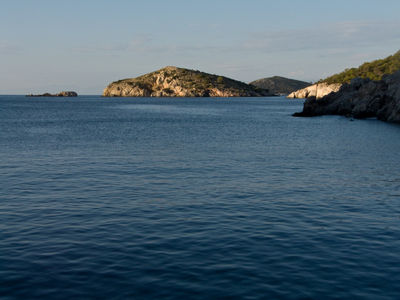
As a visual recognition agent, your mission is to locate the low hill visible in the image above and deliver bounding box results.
[250,76,310,95]
[321,50,400,84]
[103,66,272,97]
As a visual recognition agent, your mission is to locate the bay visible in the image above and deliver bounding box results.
[1,95,399,299]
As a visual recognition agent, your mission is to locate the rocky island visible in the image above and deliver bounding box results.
[26,91,78,97]
[250,76,310,95]
[103,66,272,97]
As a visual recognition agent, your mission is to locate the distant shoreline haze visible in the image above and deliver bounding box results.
[8,49,400,97]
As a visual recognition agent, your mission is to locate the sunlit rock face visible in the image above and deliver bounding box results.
[287,83,342,99]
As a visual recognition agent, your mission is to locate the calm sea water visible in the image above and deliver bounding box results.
[1,95,399,299]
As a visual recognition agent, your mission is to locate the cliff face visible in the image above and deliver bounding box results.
[103,66,272,97]
[250,76,310,95]
[293,70,400,123]
[287,83,342,99]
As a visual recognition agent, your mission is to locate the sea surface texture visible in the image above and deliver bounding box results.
[1,96,399,299]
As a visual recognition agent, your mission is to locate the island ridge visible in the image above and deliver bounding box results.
[103,66,272,97]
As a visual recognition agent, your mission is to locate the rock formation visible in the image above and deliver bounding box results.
[293,70,400,123]
[250,76,310,95]
[26,91,78,97]
[287,83,342,99]
[103,66,272,97]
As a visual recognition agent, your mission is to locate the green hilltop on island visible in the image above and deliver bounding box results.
[321,50,400,84]
[103,66,273,97]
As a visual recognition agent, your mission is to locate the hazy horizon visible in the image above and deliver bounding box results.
[1,0,400,94]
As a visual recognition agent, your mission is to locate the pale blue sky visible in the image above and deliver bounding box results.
[1,0,400,94]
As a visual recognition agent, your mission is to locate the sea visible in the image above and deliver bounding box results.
[1,95,399,299]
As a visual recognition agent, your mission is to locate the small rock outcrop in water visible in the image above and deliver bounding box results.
[26,91,78,97]
[293,70,400,123]
[287,83,342,99]
[250,76,310,95]
[103,66,272,97]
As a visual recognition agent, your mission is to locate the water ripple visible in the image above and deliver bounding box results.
[0,96,400,299]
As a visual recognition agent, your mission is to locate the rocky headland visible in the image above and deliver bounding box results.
[293,70,400,123]
[26,91,78,97]
[288,50,400,100]
[250,76,310,95]
[103,66,272,97]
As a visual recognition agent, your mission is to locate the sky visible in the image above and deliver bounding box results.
[1,0,400,94]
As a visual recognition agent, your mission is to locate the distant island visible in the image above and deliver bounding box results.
[250,76,310,95]
[26,91,78,97]
[103,66,273,97]
[288,50,400,99]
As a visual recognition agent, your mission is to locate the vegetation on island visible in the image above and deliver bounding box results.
[320,50,400,84]
[250,76,311,95]
[123,67,265,93]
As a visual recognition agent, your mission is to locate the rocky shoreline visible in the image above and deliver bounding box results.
[293,71,400,123]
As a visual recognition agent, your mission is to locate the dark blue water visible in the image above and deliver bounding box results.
[1,95,399,299]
